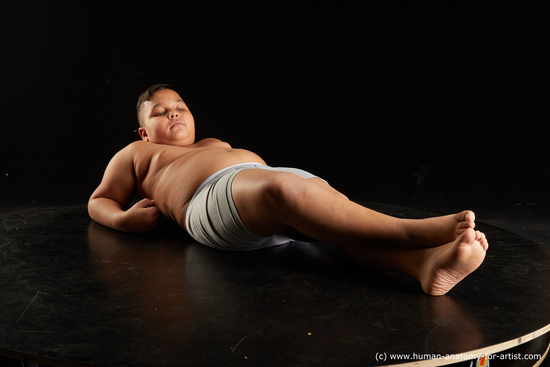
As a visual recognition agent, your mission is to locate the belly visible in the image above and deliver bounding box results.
[150,148,266,227]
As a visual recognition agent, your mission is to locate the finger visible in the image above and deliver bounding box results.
[137,198,156,208]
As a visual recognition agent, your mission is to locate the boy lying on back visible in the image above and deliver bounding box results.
[89,84,488,296]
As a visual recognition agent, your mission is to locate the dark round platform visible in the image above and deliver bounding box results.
[1,202,550,366]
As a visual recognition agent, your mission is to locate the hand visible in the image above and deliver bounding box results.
[121,198,160,233]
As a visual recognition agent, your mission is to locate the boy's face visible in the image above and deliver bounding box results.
[138,89,196,146]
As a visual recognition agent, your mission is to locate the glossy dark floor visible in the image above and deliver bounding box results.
[1,202,550,367]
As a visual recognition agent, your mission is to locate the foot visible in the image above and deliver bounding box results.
[403,210,476,248]
[418,228,489,296]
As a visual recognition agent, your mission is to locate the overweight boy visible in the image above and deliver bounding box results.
[88,84,488,296]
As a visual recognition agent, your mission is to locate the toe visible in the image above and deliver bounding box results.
[480,233,489,251]
[475,230,489,251]
[458,220,475,230]
[457,211,476,226]
[462,210,475,222]
[459,228,476,246]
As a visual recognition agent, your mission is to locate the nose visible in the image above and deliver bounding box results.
[168,110,178,119]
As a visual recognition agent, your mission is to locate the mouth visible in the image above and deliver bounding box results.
[170,121,185,129]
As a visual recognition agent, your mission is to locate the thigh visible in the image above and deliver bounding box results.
[231,169,301,237]
[306,177,349,200]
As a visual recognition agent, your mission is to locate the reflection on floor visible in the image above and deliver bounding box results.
[1,201,549,367]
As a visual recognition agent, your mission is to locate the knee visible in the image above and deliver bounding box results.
[264,174,311,210]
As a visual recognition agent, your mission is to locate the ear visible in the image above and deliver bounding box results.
[138,127,149,141]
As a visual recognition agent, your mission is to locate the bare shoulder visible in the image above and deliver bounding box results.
[194,138,232,148]
[122,140,148,154]
[100,143,142,178]
[198,138,224,143]
[110,141,149,162]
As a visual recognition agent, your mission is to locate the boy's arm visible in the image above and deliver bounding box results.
[88,146,159,233]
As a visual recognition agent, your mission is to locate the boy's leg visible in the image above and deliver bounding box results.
[231,169,475,248]
[231,169,488,295]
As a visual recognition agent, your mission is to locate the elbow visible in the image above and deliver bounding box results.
[87,196,99,222]
[87,193,107,223]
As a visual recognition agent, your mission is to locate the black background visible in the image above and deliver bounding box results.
[2,1,548,212]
